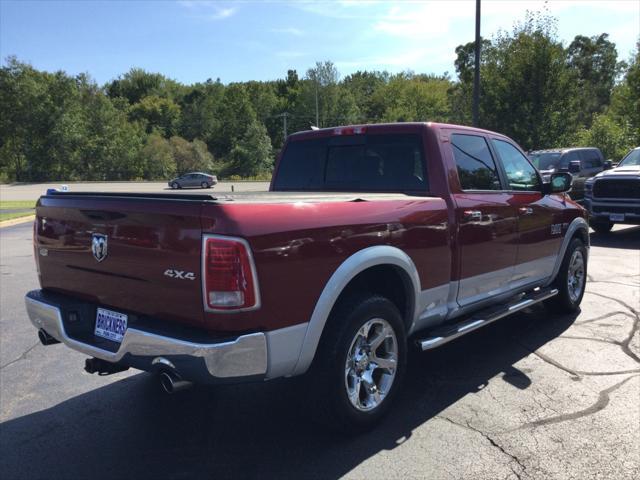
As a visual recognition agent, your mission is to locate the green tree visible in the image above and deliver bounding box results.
[179,79,224,145]
[342,70,389,122]
[567,33,622,126]
[608,40,640,146]
[106,68,182,104]
[170,136,214,174]
[477,13,578,149]
[209,83,256,158]
[573,114,634,161]
[141,133,176,179]
[0,58,145,181]
[227,120,273,177]
[294,61,360,129]
[129,94,181,136]
[372,72,451,122]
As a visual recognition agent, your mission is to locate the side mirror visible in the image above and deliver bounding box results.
[568,160,581,174]
[603,160,613,170]
[545,172,573,194]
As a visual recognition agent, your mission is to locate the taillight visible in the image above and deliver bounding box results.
[333,126,366,135]
[202,235,260,311]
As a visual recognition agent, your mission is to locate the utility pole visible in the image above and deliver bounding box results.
[274,112,290,141]
[283,112,287,140]
[472,0,481,127]
[315,80,319,127]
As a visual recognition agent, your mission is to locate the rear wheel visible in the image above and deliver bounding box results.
[545,238,587,314]
[311,293,407,432]
[590,219,613,234]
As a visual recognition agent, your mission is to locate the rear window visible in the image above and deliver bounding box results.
[530,152,565,170]
[273,134,427,193]
[451,134,501,190]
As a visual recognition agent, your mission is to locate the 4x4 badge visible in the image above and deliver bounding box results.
[91,234,108,262]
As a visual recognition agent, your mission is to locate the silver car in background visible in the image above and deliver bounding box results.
[168,172,218,189]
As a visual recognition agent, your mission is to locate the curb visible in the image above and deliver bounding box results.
[0,215,35,229]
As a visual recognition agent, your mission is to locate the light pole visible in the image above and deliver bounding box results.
[315,80,319,127]
[472,0,481,127]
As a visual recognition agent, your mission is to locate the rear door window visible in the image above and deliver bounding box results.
[451,134,502,191]
[273,134,427,192]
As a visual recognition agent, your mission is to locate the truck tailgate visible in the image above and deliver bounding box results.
[35,194,205,328]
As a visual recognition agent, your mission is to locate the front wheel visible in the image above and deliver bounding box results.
[201,182,208,189]
[311,293,407,432]
[171,182,179,189]
[545,238,587,314]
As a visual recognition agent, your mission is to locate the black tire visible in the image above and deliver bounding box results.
[310,293,407,433]
[171,182,180,189]
[545,238,587,314]
[590,219,613,234]
[201,182,208,189]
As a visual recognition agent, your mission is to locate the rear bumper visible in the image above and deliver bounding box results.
[25,290,268,383]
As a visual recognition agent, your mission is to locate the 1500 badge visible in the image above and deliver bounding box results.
[164,269,196,280]
[550,223,568,235]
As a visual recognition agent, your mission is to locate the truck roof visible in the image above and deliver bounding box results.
[529,147,600,154]
[287,122,508,142]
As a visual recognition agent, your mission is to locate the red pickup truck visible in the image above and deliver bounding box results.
[26,122,589,430]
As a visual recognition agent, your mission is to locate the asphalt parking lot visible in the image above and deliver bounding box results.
[1,222,638,480]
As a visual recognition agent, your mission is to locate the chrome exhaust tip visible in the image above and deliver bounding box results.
[159,371,193,394]
[38,329,60,346]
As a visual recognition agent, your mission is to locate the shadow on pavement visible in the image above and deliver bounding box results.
[589,225,640,250]
[0,306,576,480]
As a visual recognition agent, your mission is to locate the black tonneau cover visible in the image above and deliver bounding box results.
[44,190,423,204]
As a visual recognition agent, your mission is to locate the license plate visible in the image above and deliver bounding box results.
[94,308,128,343]
[609,213,625,222]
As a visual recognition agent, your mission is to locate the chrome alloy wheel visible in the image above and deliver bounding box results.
[344,318,398,412]
[567,249,585,303]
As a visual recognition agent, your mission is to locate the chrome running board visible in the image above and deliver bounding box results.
[417,287,559,351]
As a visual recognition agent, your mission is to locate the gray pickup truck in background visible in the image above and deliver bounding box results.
[529,147,609,201]
[584,147,640,233]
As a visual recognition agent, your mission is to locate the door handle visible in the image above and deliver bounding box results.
[519,207,533,215]
[463,210,482,222]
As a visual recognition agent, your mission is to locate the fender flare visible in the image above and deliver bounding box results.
[544,216,589,287]
[290,245,421,376]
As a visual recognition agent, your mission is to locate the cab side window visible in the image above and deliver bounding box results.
[581,150,603,169]
[492,139,541,191]
[451,134,502,191]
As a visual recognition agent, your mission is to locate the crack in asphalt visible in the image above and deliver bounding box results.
[437,415,528,479]
[587,280,640,288]
[586,290,640,365]
[586,291,639,317]
[575,311,633,325]
[525,348,582,380]
[515,284,640,381]
[561,335,640,364]
[518,375,639,430]
[0,342,40,370]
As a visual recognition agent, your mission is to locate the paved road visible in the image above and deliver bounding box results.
[0,181,271,201]
[1,222,638,479]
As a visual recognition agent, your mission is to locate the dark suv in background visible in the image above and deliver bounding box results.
[529,147,610,200]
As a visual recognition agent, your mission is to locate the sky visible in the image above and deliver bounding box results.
[1,0,638,85]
